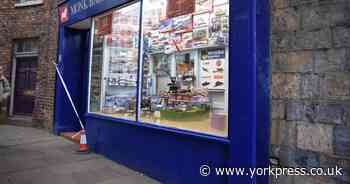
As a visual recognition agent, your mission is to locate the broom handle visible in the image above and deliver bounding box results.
[53,61,85,130]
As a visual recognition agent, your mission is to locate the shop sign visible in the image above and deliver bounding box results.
[201,49,225,60]
[69,0,106,16]
[59,5,69,23]
[60,0,107,24]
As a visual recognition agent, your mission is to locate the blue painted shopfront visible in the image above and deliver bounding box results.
[54,0,271,183]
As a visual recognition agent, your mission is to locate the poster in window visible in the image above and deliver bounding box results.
[173,14,193,33]
[193,13,210,28]
[213,3,229,17]
[181,32,193,49]
[200,49,225,90]
[159,19,174,32]
[193,27,209,47]
[95,14,112,36]
[195,0,212,13]
[201,49,225,60]
[213,0,228,6]
[167,0,195,18]
[209,4,229,46]
[159,0,168,21]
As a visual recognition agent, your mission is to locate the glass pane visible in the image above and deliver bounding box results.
[28,39,39,52]
[16,40,24,53]
[15,38,38,53]
[89,2,141,120]
[141,0,229,137]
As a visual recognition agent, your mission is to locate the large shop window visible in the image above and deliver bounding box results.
[89,2,141,120]
[89,0,229,137]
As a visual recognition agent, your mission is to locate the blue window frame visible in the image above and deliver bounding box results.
[56,0,271,182]
[87,0,231,138]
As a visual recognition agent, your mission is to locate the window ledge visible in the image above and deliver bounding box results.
[15,0,43,8]
[85,113,230,144]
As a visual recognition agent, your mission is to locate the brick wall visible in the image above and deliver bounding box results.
[271,0,350,183]
[0,0,58,129]
[0,1,14,78]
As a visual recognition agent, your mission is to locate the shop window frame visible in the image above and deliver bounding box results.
[87,0,143,121]
[15,0,43,7]
[86,0,231,141]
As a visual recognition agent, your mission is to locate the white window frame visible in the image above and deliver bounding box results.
[15,0,43,8]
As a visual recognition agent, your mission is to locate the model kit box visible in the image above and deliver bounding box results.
[195,0,213,13]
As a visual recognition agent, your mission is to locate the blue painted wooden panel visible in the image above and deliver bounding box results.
[256,0,271,183]
[228,0,257,182]
[54,28,89,133]
[60,0,131,26]
[86,116,229,183]
[55,0,271,183]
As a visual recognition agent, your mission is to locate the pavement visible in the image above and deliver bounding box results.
[0,125,161,184]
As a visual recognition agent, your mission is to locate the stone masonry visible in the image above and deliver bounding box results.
[0,0,58,129]
[271,0,350,183]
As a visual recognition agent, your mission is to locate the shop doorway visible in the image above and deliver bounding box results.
[54,18,91,134]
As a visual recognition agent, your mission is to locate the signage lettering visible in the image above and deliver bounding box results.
[70,0,106,16]
[201,49,226,60]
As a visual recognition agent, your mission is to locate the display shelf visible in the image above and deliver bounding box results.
[140,112,228,137]
[207,89,225,92]
[148,45,226,55]
[160,108,210,122]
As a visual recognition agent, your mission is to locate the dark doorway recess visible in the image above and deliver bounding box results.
[13,56,38,116]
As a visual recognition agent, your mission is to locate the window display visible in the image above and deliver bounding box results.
[89,0,229,137]
[140,0,229,137]
[89,2,141,120]
[200,49,226,90]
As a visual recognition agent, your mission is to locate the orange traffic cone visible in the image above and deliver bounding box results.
[77,129,89,153]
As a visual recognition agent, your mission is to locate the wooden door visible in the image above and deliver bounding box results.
[13,57,38,116]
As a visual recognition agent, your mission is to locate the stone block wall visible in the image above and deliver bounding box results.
[0,0,58,129]
[270,0,350,183]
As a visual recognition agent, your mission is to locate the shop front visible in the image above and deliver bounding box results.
[55,0,270,183]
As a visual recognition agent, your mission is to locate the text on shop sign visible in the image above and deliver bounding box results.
[70,0,106,15]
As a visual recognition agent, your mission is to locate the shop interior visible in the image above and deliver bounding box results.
[87,0,230,137]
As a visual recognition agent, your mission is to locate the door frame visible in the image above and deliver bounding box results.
[10,52,39,117]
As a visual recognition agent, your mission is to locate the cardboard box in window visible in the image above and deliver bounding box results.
[211,113,226,131]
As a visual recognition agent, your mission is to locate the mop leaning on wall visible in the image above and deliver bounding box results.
[52,61,89,153]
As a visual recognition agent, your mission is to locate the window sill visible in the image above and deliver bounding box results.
[85,113,230,144]
[15,1,43,8]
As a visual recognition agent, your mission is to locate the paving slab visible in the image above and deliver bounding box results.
[0,125,161,184]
